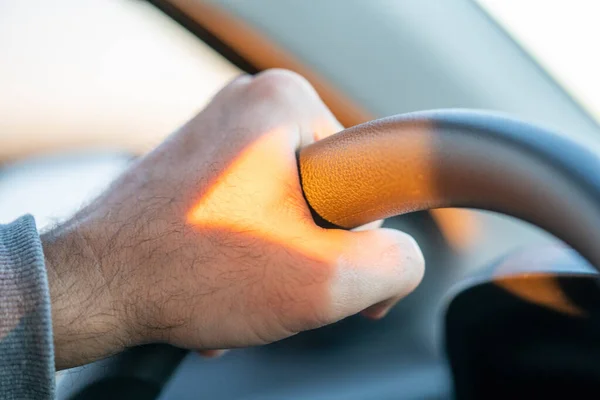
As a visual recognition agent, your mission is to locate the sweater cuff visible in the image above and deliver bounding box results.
[0,215,55,399]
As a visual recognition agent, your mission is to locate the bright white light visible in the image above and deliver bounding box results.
[479,0,600,122]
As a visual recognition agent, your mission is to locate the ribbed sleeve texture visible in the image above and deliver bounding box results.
[0,215,55,399]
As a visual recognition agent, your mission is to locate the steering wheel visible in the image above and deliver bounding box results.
[57,109,600,399]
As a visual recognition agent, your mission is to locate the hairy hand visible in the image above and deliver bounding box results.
[42,70,425,369]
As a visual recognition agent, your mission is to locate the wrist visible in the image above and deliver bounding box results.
[42,220,132,369]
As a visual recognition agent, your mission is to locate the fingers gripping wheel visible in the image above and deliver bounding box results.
[62,109,600,399]
[297,109,600,399]
[299,109,600,270]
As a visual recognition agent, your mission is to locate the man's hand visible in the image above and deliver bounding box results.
[42,70,425,369]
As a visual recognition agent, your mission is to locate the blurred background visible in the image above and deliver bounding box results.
[2,1,600,399]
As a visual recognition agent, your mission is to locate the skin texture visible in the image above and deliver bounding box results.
[42,69,425,370]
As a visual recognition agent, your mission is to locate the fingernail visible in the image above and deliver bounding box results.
[395,231,426,289]
[405,233,425,269]
[201,349,229,358]
[361,303,392,320]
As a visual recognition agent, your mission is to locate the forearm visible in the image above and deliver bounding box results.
[42,220,131,370]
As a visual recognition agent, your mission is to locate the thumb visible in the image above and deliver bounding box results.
[325,228,425,323]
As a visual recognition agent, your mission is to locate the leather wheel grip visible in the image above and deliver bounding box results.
[299,109,600,270]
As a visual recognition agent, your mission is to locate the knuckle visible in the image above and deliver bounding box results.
[291,296,336,331]
[249,68,315,100]
[206,74,253,106]
[223,73,254,91]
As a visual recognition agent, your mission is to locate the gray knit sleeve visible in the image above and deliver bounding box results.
[0,215,55,399]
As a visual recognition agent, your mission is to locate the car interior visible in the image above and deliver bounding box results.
[2,1,600,399]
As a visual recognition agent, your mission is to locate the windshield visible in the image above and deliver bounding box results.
[0,0,240,162]
[478,0,600,123]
